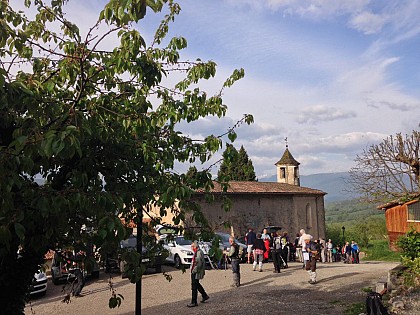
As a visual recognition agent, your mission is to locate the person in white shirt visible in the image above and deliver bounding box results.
[299,229,312,269]
[326,239,333,263]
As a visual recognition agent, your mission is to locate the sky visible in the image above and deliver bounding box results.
[16,0,420,178]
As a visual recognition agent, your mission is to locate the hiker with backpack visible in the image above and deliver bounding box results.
[225,236,241,287]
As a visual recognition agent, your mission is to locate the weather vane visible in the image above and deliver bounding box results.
[285,137,288,148]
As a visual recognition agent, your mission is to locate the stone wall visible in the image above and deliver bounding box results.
[190,193,326,239]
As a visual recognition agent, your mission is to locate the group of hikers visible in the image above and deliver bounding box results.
[243,227,360,267]
[187,227,361,307]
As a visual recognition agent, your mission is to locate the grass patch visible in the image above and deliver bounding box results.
[361,287,372,293]
[329,299,341,305]
[362,240,401,262]
[344,302,365,315]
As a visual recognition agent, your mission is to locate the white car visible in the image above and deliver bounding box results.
[162,235,210,269]
[29,271,48,296]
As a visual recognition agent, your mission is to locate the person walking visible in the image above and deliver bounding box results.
[226,236,241,287]
[187,241,209,307]
[303,234,319,284]
[245,227,256,264]
[271,230,283,273]
[252,233,266,272]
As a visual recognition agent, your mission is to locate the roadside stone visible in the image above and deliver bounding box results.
[392,300,405,310]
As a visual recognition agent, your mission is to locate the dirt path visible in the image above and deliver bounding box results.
[26,261,399,315]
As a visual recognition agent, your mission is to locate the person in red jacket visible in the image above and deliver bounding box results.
[263,237,270,262]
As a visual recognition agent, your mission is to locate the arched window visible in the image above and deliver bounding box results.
[280,167,286,179]
[306,203,312,230]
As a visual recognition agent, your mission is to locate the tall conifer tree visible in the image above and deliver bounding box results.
[218,144,256,181]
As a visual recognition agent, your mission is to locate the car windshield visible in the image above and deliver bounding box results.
[216,232,240,244]
[175,236,192,246]
[157,226,178,235]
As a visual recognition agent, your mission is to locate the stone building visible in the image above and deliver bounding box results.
[189,146,327,239]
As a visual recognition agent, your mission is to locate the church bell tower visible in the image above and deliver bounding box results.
[275,139,300,186]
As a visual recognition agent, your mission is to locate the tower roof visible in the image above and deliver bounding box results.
[275,148,300,166]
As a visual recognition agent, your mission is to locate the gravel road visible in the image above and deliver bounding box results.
[26,261,399,315]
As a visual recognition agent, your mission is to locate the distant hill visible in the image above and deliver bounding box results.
[260,172,359,203]
[324,199,382,225]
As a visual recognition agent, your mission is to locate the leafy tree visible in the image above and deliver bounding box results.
[217,144,256,181]
[0,0,252,313]
[327,216,387,247]
[348,131,420,203]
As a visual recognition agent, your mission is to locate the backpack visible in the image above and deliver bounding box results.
[366,292,389,315]
[237,244,243,258]
[231,242,240,259]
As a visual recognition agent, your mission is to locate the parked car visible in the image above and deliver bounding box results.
[161,235,210,269]
[17,249,48,296]
[51,249,100,285]
[214,232,247,262]
[106,234,164,277]
[155,224,179,238]
[29,270,48,296]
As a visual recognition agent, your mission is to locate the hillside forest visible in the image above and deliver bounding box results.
[324,199,399,260]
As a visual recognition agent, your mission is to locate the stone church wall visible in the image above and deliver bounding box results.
[190,193,326,240]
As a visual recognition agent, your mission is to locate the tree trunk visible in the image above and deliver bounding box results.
[0,244,44,315]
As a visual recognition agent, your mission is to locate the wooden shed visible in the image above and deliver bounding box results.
[378,198,420,249]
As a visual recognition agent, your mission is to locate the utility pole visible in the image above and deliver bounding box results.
[135,211,143,315]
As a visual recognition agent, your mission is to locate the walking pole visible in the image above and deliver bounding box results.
[279,254,286,267]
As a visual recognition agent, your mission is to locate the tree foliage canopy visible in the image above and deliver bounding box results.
[348,131,420,203]
[0,0,253,312]
[217,144,256,181]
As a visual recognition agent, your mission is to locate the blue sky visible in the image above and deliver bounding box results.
[161,0,420,178]
[17,0,420,178]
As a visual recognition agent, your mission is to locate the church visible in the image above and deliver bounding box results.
[189,145,327,239]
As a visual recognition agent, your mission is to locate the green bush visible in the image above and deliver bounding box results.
[400,256,420,287]
[396,229,420,260]
[396,229,420,287]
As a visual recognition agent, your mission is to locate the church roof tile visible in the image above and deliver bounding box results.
[197,181,325,195]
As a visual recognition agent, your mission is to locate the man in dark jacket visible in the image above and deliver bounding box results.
[252,233,266,272]
[245,227,256,264]
[271,230,283,273]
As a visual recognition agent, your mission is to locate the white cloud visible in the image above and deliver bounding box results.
[252,0,370,18]
[348,11,388,35]
[295,105,357,124]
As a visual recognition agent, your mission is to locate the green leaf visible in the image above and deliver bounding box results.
[228,131,237,142]
[0,226,12,249]
[14,223,25,241]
